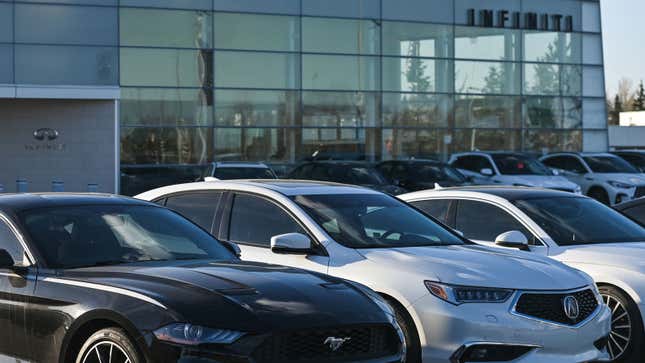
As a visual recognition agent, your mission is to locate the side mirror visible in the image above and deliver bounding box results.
[495,231,530,251]
[480,168,494,177]
[222,241,241,258]
[0,249,15,269]
[271,233,312,255]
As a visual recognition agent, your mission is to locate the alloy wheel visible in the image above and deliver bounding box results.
[81,341,132,363]
[603,293,633,360]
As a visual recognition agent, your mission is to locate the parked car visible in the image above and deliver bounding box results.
[449,152,582,193]
[400,186,645,363]
[615,198,645,225]
[120,164,208,196]
[138,180,611,363]
[375,159,471,191]
[611,150,645,173]
[0,193,405,363]
[201,162,277,180]
[288,161,407,195]
[541,152,645,205]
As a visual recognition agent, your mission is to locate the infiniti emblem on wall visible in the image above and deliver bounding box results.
[324,337,351,351]
[563,296,580,321]
[33,128,59,141]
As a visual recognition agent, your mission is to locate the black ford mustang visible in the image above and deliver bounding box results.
[0,194,404,363]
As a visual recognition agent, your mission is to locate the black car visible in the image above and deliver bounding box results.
[0,194,404,363]
[375,160,471,192]
[611,151,645,173]
[288,161,407,195]
[615,198,645,225]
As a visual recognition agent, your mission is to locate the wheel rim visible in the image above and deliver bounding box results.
[81,341,132,363]
[602,293,633,360]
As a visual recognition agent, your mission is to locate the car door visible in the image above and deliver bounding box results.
[221,193,329,273]
[452,199,548,254]
[0,216,37,361]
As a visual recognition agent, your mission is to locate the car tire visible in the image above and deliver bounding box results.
[386,299,422,363]
[599,285,644,363]
[589,188,610,205]
[75,327,142,363]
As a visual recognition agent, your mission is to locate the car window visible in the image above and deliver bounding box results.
[453,156,493,174]
[411,200,452,224]
[0,220,26,266]
[455,200,534,243]
[621,205,645,226]
[213,167,276,180]
[291,164,313,179]
[619,155,645,172]
[229,194,307,247]
[543,156,586,174]
[376,163,393,179]
[311,165,330,181]
[413,164,467,183]
[492,154,550,175]
[583,156,639,173]
[165,192,222,232]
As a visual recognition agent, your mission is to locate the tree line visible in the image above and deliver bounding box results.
[608,78,645,125]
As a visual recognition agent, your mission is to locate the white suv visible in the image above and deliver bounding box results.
[138,180,611,363]
[540,152,645,205]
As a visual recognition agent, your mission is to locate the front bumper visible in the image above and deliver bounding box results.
[408,292,612,363]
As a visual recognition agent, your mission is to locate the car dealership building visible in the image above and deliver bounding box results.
[0,0,606,193]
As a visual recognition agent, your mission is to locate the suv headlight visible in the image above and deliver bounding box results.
[608,181,634,189]
[425,281,514,305]
[154,323,244,346]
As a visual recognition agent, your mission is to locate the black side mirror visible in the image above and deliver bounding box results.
[222,241,242,258]
[0,249,15,269]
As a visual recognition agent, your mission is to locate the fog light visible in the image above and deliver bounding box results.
[451,344,536,363]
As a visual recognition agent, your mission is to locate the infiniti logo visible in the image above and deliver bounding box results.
[563,295,580,321]
[33,128,59,141]
[324,337,351,352]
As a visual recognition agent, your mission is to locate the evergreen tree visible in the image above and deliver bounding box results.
[615,94,623,114]
[634,81,645,111]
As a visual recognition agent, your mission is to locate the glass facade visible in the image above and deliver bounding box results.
[0,0,606,185]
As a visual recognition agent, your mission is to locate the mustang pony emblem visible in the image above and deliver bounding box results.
[324,336,351,351]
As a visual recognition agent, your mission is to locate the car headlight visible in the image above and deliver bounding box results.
[425,281,514,305]
[608,180,635,189]
[153,323,244,346]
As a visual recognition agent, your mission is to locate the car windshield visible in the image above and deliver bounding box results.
[345,167,387,185]
[20,205,235,269]
[513,197,645,246]
[293,194,465,248]
[583,156,639,173]
[413,164,467,183]
[492,154,551,175]
[213,167,276,180]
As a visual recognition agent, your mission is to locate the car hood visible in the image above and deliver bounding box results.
[358,244,590,290]
[588,173,645,185]
[496,175,579,190]
[555,242,645,270]
[61,260,389,331]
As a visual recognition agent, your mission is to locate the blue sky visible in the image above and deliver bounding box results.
[602,0,644,97]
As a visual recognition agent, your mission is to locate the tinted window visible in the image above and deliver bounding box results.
[456,200,533,242]
[294,194,464,248]
[165,192,222,231]
[213,167,276,180]
[492,154,550,175]
[411,200,451,224]
[618,154,645,172]
[543,156,586,173]
[20,205,234,269]
[229,194,306,246]
[622,205,645,226]
[452,156,493,173]
[412,164,467,183]
[0,221,26,265]
[514,197,645,246]
[583,156,639,174]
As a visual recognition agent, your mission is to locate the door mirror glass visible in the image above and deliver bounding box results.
[0,249,15,269]
[271,233,312,255]
[495,231,529,251]
[480,168,494,176]
[222,241,241,258]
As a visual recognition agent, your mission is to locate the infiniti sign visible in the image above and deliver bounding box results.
[26,128,65,151]
[33,128,59,141]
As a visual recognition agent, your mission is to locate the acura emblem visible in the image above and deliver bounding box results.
[324,337,351,351]
[563,295,580,320]
[33,128,59,141]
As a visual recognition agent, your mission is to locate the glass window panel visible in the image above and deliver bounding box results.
[302,0,380,19]
[215,90,299,127]
[383,93,451,128]
[583,34,603,65]
[455,96,521,128]
[583,66,605,97]
[561,65,582,96]
[452,129,521,152]
[523,31,581,64]
[121,48,209,87]
[521,0,581,32]
[583,98,607,129]
[215,51,299,89]
[302,18,380,55]
[214,128,297,162]
[382,0,453,23]
[383,57,453,93]
[583,130,608,152]
[0,3,12,43]
[213,0,300,15]
[121,127,212,165]
[303,55,380,91]
[562,97,583,128]
[455,61,520,94]
[214,13,299,52]
[525,97,581,129]
[382,129,441,160]
[15,45,117,85]
[15,4,117,46]
[121,0,211,9]
[524,63,559,95]
[382,21,453,58]
[120,88,212,127]
[302,128,379,161]
[524,130,582,153]
[582,2,601,33]
[19,0,116,4]
[303,91,380,128]
[455,0,521,25]
[0,45,12,84]
[121,8,212,48]
[455,27,521,61]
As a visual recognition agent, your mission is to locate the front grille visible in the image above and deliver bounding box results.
[252,325,400,363]
[514,289,598,326]
[635,186,645,198]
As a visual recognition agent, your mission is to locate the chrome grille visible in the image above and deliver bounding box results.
[514,288,598,326]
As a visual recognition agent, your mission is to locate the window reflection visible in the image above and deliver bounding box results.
[455,96,520,128]
[453,129,521,152]
[382,21,453,58]
[382,129,441,160]
[524,130,582,153]
[455,61,520,94]
[215,90,298,127]
[455,27,521,61]
[523,31,581,64]
[303,91,379,127]
[383,57,453,93]
[525,97,582,129]
[303,17,380,55]
[121,127,212,164]
[214,13,299,51]
[383,93,451,127]
[303,55,380,91]
[121,88,212,126]
[121,8,211,48]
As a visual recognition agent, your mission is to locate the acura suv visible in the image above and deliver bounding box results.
[0,193,404,363]
[139,180,612,363]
